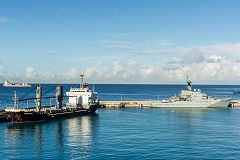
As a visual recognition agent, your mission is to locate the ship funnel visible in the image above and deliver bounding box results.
[56,85,63,109]
[35,84,42,111]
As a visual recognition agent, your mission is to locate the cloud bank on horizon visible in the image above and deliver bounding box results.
[1,42,240,84]
[1,0,240,84]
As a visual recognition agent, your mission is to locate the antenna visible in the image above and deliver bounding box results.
[93,84,95,92]
[186,75,192,91]
[187,75,192,83]
[80,72,84,88]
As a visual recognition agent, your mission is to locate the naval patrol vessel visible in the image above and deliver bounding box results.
[150,77,231,108]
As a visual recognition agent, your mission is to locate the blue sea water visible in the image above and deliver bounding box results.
[1,84,240,159]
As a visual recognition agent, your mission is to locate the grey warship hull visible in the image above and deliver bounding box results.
[150,99,231,108]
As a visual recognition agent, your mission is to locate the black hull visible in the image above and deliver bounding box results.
[0,115,11,122]
[7,105,99,123]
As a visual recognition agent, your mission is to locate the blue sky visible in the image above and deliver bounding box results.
[1,0,240,84]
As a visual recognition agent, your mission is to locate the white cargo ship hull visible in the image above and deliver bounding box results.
[3,84,31,87]
[3,80,31,87]
[150,99,231,108]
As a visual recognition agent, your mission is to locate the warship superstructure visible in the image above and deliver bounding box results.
[150,77,231,108]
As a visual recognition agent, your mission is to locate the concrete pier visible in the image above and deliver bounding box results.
[230,100,240,107]
[99,101,158,108]
[100,100,240,108]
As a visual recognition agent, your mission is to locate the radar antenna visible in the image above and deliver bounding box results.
[80,72,84,88]
[186,75,192,91]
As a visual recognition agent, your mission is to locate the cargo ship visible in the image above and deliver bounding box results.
[1,74,99,123]
[3,80,31,87]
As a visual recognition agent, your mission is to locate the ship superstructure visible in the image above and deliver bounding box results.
[150,76,231,108]
[66,73,99,112]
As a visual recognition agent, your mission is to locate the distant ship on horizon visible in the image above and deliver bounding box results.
[3,80,32,87]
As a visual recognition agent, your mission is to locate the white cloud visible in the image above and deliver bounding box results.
[24,66,56,83]
[198,43,240,58]
[0,64,3,81]
[168,66,193,80]
[181,50,205,64]
[0,60,2,71]
[2,42,240,84]
[66,68,79,79]
[0,17,8,23]
[208,55,226,63]
[166,55,239,83]
[26,66,35,79]
[2,55,240,84]
[77,54,240,84]
[133,46,187,55]
[156,41,172,47]
[122,69,135,79]
[128,60,136,65]
[112,61,123,75]
[140,68,153,79]
[133,43,240,61]
[41,71,55,80]
[232,65,240,79]
[101,40,132,48]
[167,57,182,68]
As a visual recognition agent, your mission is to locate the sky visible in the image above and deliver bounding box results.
[1,0,240,84]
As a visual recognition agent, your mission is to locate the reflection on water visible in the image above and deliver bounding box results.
[149,108,232,145]
[158,107,231,127]
[167,107,230,114]
[56,120,63,151]
[150,107,231,119]
[5,114,99,159]
[66,114,98,159]
[2,108,240,159]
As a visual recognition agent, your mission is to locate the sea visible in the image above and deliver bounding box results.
[1,84,240,159]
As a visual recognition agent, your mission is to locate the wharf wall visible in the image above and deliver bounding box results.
[230,100,240,108]
[99,101,157,108]
[100,100,240,108]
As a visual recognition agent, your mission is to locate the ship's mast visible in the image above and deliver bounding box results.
[186,75,192,91]
[56,85,63,109]
[14,91,18,109]
[80,73,84,88]
[35,84,42,112]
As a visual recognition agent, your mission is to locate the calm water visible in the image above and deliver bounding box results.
[1,84,240,159]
